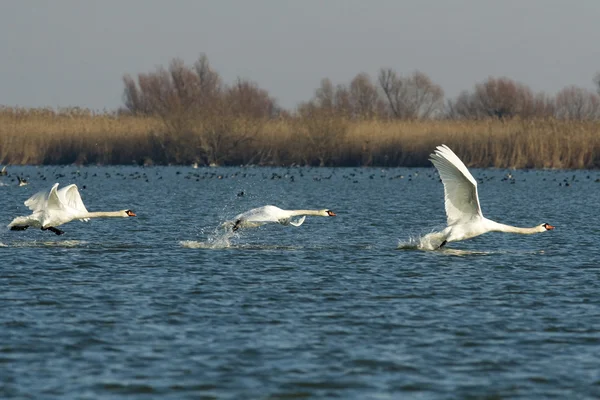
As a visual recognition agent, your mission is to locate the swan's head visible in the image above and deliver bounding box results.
[124,209,137,217]
[323,209,336,217]
[541,223,554,231]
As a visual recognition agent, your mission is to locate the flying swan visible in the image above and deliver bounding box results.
[226,205,336,231]
[8,183,136,235]
[422,145,554,249]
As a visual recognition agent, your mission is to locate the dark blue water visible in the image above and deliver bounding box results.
[1,166,599,399]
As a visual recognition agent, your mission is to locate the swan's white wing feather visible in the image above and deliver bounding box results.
[429,145,483,225]
[46,183,66,211]
[24,183,58,212]
[57,184,89,221]
[236,205,283,223]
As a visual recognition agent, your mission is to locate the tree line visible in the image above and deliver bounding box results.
[0,54,599,168]
[122,54,600,121]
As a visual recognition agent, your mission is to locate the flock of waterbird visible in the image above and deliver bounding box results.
[4,145,555,250]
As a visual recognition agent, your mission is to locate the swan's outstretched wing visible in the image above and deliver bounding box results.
[57,184,89,221]
[57,184,88,212]
[429,145,483,225]
[46,183,67,211]
[24,183,58,212]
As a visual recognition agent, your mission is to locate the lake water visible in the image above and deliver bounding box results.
[1,165,599,399]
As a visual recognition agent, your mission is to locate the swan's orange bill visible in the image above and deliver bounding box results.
[546,224,555,230]
[327,211,336,216]
[127,211,137,217]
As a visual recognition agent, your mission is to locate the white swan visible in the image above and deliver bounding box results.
[227,205,336,231]
[422,145,554,249]
[8,183,136,235]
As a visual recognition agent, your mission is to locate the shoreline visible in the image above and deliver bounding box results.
[1,109,598,169]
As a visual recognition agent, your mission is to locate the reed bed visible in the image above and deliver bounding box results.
[0,108,598,169]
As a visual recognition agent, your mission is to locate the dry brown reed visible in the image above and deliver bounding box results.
[0,107,598,169]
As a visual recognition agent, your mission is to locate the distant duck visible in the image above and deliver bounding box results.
[8,183,136,235]
[0,166,7,176]
[17,176,28,186]
[226,205,336,232]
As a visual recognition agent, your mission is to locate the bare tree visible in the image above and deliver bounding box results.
[122,53,224,118]
[475,77,526,118]
[193,53,223,111]
[333,84,353,118]
[349,73,386,119]
[122,74,149,115]
[169,58,201,113]
[300,73,386,120]
[378,69,444,119]
[314,78,336,111]
[555,86,600,120]
[446,77,553,119]
[300,79,350,117]
[225,78,279,118]
[446,90,481,119]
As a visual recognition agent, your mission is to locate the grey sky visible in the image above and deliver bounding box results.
[1,0,599,111]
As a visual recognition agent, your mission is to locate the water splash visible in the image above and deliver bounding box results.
[397,236,424,250]
[180,226,236,249]
[398,230,446,251]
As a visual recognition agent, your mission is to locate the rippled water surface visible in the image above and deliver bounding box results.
[1,165,599,399]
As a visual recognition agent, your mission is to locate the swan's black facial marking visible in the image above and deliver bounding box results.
[543,223,554,230]
[326,210,336,217]
[125,210,136,217]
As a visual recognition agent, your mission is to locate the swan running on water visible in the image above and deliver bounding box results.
[8,183,136,235]
[225,205,336,231]
[421,145,554,250]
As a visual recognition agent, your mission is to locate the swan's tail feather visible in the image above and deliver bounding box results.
[8,216,35,229]
[290,216,306,227]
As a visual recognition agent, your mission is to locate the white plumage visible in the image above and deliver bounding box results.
[226,205,336,231]
[8,183,136,235]
[421,145,554,249]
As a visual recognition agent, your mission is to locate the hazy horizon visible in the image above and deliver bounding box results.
[1,0,599,111]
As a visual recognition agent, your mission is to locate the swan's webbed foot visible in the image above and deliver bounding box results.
[232,220,241,232]
[10,225,29,231]
[42,226,65,235]
[438,240,447,249]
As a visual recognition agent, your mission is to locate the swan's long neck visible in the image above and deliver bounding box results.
[287,210,323,217]
[81,211,125,218]
[487,220,543,234]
